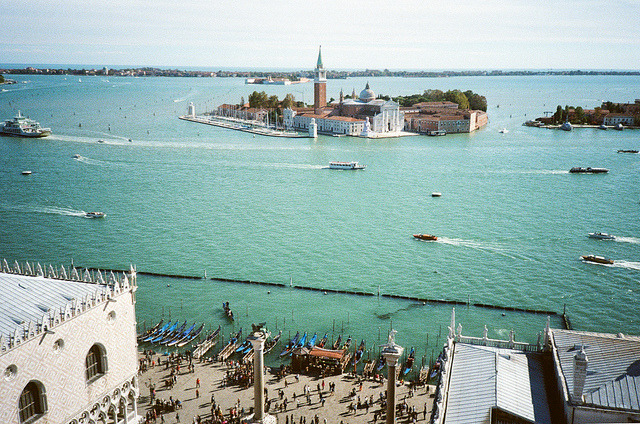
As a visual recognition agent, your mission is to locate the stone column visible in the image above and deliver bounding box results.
[244,325,276,424]
[381,330,403,424]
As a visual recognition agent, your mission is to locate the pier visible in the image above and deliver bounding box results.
[179,115,310,138]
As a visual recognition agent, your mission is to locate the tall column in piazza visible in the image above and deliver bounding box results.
[381,329,404,424]
[244,324,276,424]
[313,45,327,112]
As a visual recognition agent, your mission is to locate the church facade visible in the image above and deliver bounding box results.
[283,47,404,137]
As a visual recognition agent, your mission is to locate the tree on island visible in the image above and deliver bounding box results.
[0,74,4,84]
[393,89,486,111]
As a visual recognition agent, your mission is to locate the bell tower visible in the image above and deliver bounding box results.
[314,45,327,112]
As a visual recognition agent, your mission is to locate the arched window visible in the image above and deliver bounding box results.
[86,344,107,382]
[19,381,47,422]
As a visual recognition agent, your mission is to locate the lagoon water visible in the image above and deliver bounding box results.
[1,73,639,365]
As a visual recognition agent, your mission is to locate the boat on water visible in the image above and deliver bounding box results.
[1,111,51,138]
[265,330,283,354]
[279,331,300,357]
[588,232,616,240]
[329,161,365,170]
[149,320,179,343]
[499,128,509,134]
[618,149,639,154]
[306,333,318,349]
[317,333,329,348]
[560,122,573,131]
[614,123,624,131]
[177,323,205,347]
[376,355,386,372]
[331,334,342,350]
[426,130,446,136]
[403,347,415,375]
[138,319,164,341]
[569,167,609,174]
[22,170,32,175]
[142,320,171,342]
[352,340,366,365]
[166,322,197,346]
[581,255,614,265]
[223,301,234,321]
[431,192,442,197]
[413,234,437,241]
[342,335,352,350]
[85,211,106,218]
[73,154,81,159]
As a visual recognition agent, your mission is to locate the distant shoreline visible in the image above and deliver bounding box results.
[1,67,639,79]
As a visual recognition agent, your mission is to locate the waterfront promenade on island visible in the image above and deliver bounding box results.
[138,352,434,424]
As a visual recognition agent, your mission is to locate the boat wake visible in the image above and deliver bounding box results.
[436,237,525,259]
[173,90,199,103]
[73,155,110,167]
[2,204,87,217]
[614,236,640,245]
[612,261,640,271]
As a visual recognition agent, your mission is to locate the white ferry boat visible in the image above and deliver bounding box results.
[1,111,51,138]
[329,161,366,170]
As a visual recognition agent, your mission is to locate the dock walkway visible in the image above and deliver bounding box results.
[179,115,310,138]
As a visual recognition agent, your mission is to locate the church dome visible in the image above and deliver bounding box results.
[359,82,375,101]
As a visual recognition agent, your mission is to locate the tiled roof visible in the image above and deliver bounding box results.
[552,329,640,411]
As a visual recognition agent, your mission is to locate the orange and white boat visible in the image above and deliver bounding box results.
[413,234,437,241]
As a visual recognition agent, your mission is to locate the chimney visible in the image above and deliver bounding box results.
[572,346,588,403]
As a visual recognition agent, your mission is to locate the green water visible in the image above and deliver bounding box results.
[1,74,638,365]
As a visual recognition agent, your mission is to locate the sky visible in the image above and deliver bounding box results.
[1,0,639,70]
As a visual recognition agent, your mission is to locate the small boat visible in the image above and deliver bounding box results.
[265,330,283,354]
[352,340,365,365]
[279,331,300,357]
[138,318,164,341]
[331,334,342,350]
[97,139,105,143]
[150,320,179,343]
[614,123,624,131]
[617,149,639,154]
[142,320,171,342]
[1,111,51,138]
[166,322,197,346]
[376,355,386,372]
[581,255,614,265]
[598,124,608,130]
[499,128,509,134]
[413,234,437,241]
[569,167,609,174]
[329,161,366,170]
[431,192,442,197]
[560,122,572,131]
[85,211,106,218]
[223,302,234,321]
[21,170,32,175]
[295,332,308,348]
[588,232,615,240]
[427,130,446,136]
[317,333,329,348]
[306,333,318,349]
[73,154,81,159]
[236,339,251,353]
[403,347,415,375]
[176,323,206,348]
[159,320,187,344]
[342,335,352,350]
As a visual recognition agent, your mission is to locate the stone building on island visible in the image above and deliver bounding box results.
[0,260,139,424]
[284,46,487,137]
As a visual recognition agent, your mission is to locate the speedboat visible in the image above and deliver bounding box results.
[85,211,106,219]
[499,128,509,134]
[73,154,81,159]
[598,124,607,130]
[617,149,639,154]
[431,192,442,197]
[581,255,614,265]
[21,170,32,175]
[329,161,365,170]
[569,167,608,174]
[1,111,51,138]
[588,232,615,240]
[413,234,437,241]
[560,122,572,131]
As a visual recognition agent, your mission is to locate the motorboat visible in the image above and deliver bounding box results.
[1,111,51,138]
[499,128,509,134]
[614,123,624,131]
[21,170,32,175]
[431,192,442,197]
[73,154,81,159]
[560,122,572,131]
[588,232,615,240]
[598,124,607,130]
[581,255,614,265]
[617,149,638,154]
[569,167,608,174]
[85,211,106,219]
[413,234,437,241]
[329,161,365,170]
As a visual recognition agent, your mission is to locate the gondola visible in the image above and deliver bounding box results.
[265,330,283,354]
[138,319,163,341]
[223,302,234,321]
[193,325,221,350]
[142,320,171,342]
[317,333,329,348]
[342,335,352,350]
[236,338,251,353]
[352,340,366,365]
[177,323,206,348]
[166,322,197,347]
[279,331,300,357]
[149,320,179,343]
[376,355,386,372]
[306,333,318,349]
[331,334,342,350]
[296,332,308,349]
[403,347,415,375]
[159,320,187,344]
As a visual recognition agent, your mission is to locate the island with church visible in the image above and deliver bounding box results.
[180,46,489,138]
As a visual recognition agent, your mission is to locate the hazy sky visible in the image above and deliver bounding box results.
[2,0,639,70]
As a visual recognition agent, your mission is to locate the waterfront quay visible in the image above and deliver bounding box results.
[179,115,310,138]
[138,350,434,424]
